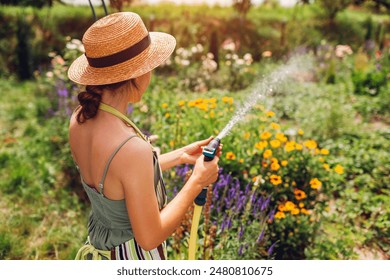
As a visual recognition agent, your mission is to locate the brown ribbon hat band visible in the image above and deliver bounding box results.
[86,34,151,68]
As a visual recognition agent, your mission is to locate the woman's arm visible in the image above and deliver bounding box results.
[115,137,219,251]
[158,136,215,171]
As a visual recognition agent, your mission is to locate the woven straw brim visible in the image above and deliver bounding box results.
[68,32,176,86]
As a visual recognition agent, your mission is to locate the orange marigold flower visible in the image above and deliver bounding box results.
[310,178,322,189]
[291,208,300,215]
[270,122,280,130]
[321,148,329,155]
[285,141,295,152]
[323,163,330,170]
[276,132,287,142]
[275,211,286,219]
[226,151,236,160]
[334,164,344,175]
[284,201,296,211]
[243,132,251,139]
[266,111,275,117]
[281,160,288,166]
[255,141,268,150]
[300,208,311,215]
[278,204,286,211]
[294,189,307,200]
[178,100,185,107]
[263,149,273,159]
[298,129,304,135]
[162,103,168,108]
[260,131,272,140]
[304,139,317,149]
[271,162,280,171]
[188,101,196,107]
[270,139,281,148]
[271,157,278,163]
[295,144,303,150]
[270,175,282,185]
[299,202,305,208]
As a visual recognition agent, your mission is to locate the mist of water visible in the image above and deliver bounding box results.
[216,55,313,140]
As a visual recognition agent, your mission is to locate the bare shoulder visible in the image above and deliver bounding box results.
[112,136,154,187]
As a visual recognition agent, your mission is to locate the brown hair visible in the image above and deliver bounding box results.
[76,79,138,124]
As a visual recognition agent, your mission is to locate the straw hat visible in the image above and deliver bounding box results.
[68,12,176,85]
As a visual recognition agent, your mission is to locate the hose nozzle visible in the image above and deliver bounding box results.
[202,138,221,162]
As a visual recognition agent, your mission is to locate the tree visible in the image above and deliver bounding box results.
[317,0,353,20]
[109,0,133,12]
[232,0,252,18]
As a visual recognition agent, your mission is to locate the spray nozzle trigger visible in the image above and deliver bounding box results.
[203,138,221,162]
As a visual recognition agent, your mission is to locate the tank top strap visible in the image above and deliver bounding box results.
[98,134,138,195]
[99,102,151,145]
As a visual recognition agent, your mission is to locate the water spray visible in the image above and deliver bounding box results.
[187,55,312,259]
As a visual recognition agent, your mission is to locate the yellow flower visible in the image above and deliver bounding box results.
[270,174,282,185]
[271,162,280,171]
[299,202,305,208]
[334,164,344,174]
[271,157,278,163]
[209,103,217,109]
[298,129,304,135]
[285,141,295,152]
[162,103,168,109]
[275,211,286,219]
[226,151,236,160]
[284,201,296,211]
[291,208,300,215]
[281,160,288,166]
[300,208,311,215]
[195,98,203,104]
[321,148,329,155]
[243,132,251,140]
[294,189,307,200]
[270,139,281,148]
[188,101,196,107]
[304,139,317,149]
[270,122,280,130]
[263,149,273,159]
[239,159,244,163]
[178,100,185,107]
[169,140,175,147]
[222,96,233,105]
[209,110,215,118]
[323,163,330,171]
[278,204,286,211]
[197,103,208,111]
[266,111,275,117]
[255,141,268,150]
[260,131,272,140]
[165,113,170,118]
[310,178,322,189]
[276,132,287,142]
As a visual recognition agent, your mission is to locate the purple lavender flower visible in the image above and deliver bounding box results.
[268,208,276,222]
[267,242,277,256]
[261,195,271,211]
[238,244,243,256]
[238,223,244,240]
[256,228,265,243]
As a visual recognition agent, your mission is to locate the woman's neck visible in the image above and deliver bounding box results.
[100,88,130,115]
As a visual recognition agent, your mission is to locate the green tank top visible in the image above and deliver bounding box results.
[77,103,167,251]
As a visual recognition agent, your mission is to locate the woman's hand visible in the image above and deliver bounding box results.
[180,136,223,165]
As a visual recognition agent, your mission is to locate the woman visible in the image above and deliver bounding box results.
[67,12,221,260]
